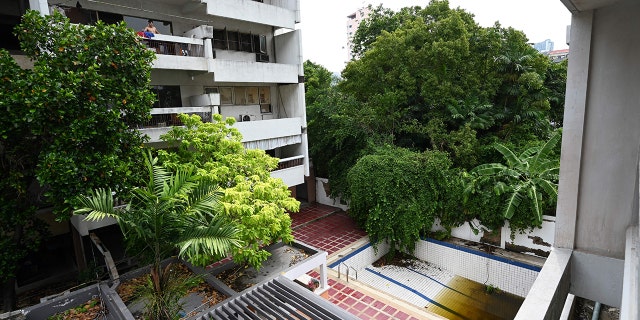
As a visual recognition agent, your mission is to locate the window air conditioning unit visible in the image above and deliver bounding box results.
[183,25,213,39]
[239,115,252,122]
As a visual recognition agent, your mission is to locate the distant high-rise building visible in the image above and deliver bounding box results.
[533,39,554,53]
[346,6,372,60]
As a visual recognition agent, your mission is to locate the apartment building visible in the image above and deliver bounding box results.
[346,5,371,59]
[1,0,310,291]
[10,0,309,191]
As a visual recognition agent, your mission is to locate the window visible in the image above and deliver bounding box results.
[234,87,247,104]
[227,30,239,51]
[151,85,181,108]
[259,87,270,104]
[258,35,267,54]
[240,33,253,52]
[213,28,227,50]
[246,87,259,104]
[260,104,272,114]
[204,87,218,94]
[219,87,233,105]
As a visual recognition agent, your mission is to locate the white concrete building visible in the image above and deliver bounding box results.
[517,0,640,318]
[12,0,309,191]
[346,6,371,59]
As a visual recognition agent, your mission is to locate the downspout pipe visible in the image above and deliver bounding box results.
[591,302,601,320]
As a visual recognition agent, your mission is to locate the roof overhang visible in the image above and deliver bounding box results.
[560,0,622,13]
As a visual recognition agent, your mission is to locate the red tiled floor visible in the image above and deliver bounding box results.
[290,202,341,228]
[299,207,423,319]
[292,210,367,255]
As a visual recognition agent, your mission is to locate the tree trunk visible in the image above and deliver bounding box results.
[2,277,16,312]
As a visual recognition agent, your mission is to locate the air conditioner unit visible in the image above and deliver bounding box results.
[183,25,213,39]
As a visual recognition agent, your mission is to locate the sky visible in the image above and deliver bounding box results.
[299,0,572,73]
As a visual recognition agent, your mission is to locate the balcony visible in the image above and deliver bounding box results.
[209,59,299,83]
[142,34,210,71]
[138,107,216,142]
[271,155,305,187]
[202,0,297,29]
[233,117,303,149]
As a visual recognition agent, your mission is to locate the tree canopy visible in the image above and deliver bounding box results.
[0,10,155,310]
[305,0,566,252]
[158,114,299,269]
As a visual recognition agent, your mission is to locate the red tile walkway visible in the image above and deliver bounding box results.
[294,203,435,320]
[309,271,423,320]
[292,205,367,256]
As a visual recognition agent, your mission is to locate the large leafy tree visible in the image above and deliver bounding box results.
[464,130,562,232]
[76,152,242,319]
[347,147,459,256]
[0,11,154,310]
[158,114,299,269]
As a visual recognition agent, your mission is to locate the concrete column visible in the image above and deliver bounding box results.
[554,10,593,250]
[29,0,48,14]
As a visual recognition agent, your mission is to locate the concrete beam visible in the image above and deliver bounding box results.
[515,249,572,320]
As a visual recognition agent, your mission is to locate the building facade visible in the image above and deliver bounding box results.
[533,38,555,53]
[14,0,309,190]
[346,6,371,60]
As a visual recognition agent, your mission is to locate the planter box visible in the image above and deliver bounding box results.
[23,283,133,320]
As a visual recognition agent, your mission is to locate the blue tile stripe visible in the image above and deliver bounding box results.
[421,237,542,272]
[328,243,372,269]
[364,267,465,319]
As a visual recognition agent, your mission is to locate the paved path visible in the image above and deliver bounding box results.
[292,203,443,320]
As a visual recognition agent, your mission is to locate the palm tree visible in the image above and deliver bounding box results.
[75,151,242,319]
[464,130,561,225]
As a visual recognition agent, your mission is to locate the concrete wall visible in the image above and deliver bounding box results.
[555,0,640,307]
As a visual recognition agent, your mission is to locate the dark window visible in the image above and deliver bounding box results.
[240,32,253,52]
[151,86,182,109]
[227,30,239,51]
[213,28,227,50]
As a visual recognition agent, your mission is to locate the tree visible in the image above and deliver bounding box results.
[0,10,154,310]
[303,60,335,107]
[347,146,457,256]
[464,130,561,232]
[76,152,242,319]
[158,114,299,269]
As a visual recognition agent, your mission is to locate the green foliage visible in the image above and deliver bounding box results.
[464,130,561,233]
[0,10,154,308]
[305,0,568,240]
[76,152,241,319]
[158,114,299,269]
[303,60,335,107]
[347,147,457,256]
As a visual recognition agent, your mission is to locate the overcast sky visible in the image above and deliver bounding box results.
[299,0,572,73]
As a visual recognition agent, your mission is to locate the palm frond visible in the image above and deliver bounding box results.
[75,188,119,221]
[471,163,508,175]
[528,185,542,223]
[185,183,222,217]
[176,218,243,260]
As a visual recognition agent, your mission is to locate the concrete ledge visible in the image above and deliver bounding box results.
[621,226,639,319]
[515,248,572,320]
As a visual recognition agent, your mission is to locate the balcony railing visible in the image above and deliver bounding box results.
[276,155,304,171]
[140,34,205,57]
[137,107,215,129]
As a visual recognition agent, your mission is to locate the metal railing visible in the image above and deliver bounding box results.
[337,262,358,282]
[276,155,304,170]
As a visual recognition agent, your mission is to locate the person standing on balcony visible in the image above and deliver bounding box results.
[143,20,160,34]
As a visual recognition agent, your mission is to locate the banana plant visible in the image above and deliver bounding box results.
[465,130,561,224]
